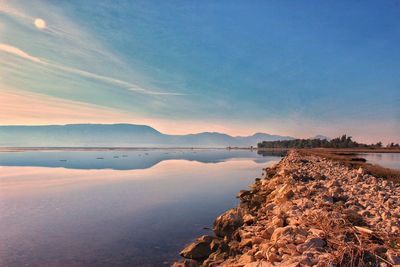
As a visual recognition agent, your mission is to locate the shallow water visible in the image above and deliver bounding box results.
[0,149,281,267]
[358,153,400,170]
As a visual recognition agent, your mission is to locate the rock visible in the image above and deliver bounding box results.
[254,251,264,260]
[237,253,255,265]
[198,235,215,244]
[260,227,274,239]
[251,194,265,206]
[238,190,252,199]
[203,258,225,267]
[208,251,228,261]
[209,239,229,253]
[314,173,327,180]
[293,198,312,209]
[264,203,275,211]
[180,241,212,261]
[252,236,264,244]
[283,190,295,200]
[296,237,326,253]
[267,253,282,263]
[309,228,325,238]
[270,226,294,242]
[321,195,334,204]
[243,214,255,224]
[269,216,284,228]
[299,254,318,265]
[239,229,252,239]
[172,259,199,267]
[279,243,298,256]
[175,151,400,266]
[239,238,252,248]
[244,261,274,267]
[214,208,244,238]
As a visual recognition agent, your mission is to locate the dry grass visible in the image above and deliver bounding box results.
[297,149,400,184]
[273,149,400,266]
[302,209,399,266]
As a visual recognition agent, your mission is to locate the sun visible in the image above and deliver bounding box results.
[34,18,46,29]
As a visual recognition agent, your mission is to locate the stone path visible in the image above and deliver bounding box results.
[173,150,400,267]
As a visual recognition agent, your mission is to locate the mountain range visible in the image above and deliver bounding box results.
[0,124,295,147]
[311,135,331,140]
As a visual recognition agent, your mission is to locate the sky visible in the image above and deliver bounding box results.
[0,0,399,143]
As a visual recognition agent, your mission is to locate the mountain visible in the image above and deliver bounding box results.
[0,124,294,147]
[311,135,331,140]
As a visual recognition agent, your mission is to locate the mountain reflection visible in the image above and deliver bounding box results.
[0,149,284,170]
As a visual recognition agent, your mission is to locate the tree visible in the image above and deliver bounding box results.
[375,142,382,148]
[257,134,376,149]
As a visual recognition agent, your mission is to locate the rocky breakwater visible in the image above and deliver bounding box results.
[173,150,400,267]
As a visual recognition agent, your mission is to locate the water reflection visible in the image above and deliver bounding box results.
[0,149,281,266]
[358,153,400,170]
[0,149,281,170]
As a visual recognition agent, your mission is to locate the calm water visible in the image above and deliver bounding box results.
[358,152,400,170]
[0,149,282,267]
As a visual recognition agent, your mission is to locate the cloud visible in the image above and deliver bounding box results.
[0,43,185,96]
[0,1,29,19]
[0,44,42,63]
[0,88,250,136]
[0,88,209,134]
[0,1,118,61]
[0,88,139,124]
[1,1,186,96]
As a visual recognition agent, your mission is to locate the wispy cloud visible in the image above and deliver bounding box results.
[0,43,42,63]
[0,43,185,96]
[0,1,28,19]
[0,88,139,124]
[1,1,185,96]
[0,1,120,63]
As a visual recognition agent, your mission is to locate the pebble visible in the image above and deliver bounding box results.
[174,151,400,266]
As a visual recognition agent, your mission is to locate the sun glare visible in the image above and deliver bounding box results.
[34,18,46,29]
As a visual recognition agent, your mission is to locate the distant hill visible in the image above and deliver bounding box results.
[311,135,331,140]
[0,124,294,147]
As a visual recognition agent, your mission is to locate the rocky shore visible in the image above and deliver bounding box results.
[173,150,400,267]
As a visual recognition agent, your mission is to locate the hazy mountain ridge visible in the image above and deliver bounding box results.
[311,134,331,140]
[0,124,294,147]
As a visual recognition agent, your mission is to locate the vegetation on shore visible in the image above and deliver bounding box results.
[258,135,399,149]
[174,151,400,266]
[297,149,400,184]
[257,135,400,184]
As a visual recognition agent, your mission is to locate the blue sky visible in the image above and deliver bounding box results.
[1,0,399,142]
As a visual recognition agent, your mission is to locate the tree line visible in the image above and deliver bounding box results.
[257,135,399,149]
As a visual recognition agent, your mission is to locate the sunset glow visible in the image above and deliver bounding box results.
[0,1,399,142]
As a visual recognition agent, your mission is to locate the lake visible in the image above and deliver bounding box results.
[359,152,400,170]
[0,149,282,267]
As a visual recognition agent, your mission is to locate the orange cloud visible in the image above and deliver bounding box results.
[0,89,233,134]
[0,44,42,63]
[0,89,140,124]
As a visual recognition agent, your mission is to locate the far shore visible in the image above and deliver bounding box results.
[1,146,400,153]
[256,147,400,153]
[0,147,229,152]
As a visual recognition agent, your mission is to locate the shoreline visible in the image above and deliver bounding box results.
[173,150,400,266]
[257,148,400,154]
[1,147,400,153]
[0,147,230,152]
